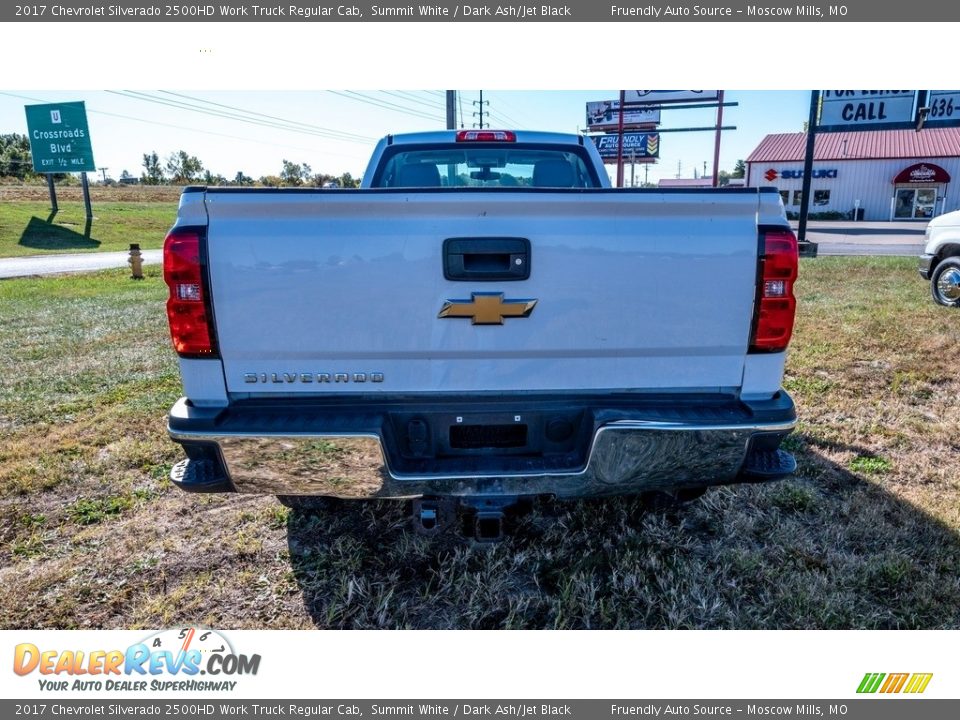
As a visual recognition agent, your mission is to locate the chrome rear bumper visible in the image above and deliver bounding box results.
[167,394,796,499]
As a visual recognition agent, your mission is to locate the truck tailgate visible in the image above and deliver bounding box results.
[203,190,761,395]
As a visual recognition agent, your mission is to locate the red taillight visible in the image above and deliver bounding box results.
[455,130,516,142]
[163,228,217,357]
[750,228,798,352]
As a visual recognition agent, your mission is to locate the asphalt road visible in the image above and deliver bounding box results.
[791,220,927,256]
[0,250,162,279]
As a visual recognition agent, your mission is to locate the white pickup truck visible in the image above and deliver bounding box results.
[164,130,799,539]
[919,209,960,306]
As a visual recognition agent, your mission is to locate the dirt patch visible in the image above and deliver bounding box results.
[0,184,183,203]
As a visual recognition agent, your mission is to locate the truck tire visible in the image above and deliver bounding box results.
[931,257,960,307]
[276,495,343,513]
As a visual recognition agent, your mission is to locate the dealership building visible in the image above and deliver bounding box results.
[746,127,960,220]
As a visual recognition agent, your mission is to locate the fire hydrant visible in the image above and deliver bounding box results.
[128,243,144,280]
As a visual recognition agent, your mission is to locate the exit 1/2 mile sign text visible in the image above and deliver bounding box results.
[24,101,95,173]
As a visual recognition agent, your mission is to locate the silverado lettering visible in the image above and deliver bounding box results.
[243,372,385,383]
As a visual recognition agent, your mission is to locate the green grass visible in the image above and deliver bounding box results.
[0,258,959,629]
[0,201,176,257]
[848,456,893,475]
[67,496,134,525]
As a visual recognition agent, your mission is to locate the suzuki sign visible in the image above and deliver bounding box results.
[764,168,838,181]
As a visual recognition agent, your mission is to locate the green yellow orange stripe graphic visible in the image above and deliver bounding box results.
[857,672,933,694]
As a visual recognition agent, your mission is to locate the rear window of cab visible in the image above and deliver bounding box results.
[371,143,602,188]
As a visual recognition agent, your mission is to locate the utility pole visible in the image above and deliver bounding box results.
[445,91,456,130]
[445,91,458,185]
[472,91,489,129]
[797,90,820,257]
[711,90,725,187]
[99,167,109,183]
[615,90,626,188]
[677,160,682,178]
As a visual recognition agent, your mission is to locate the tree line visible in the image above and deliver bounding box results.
[139,150,359,188]
[0,133,69,180]
[3,133,747,188]
[0,135,359,188]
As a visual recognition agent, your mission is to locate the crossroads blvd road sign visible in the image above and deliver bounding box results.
[24,101,95,173]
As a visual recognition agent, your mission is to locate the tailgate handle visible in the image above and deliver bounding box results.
[443,237,530,281]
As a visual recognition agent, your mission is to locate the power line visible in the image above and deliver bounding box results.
[482,100,524,128]
[482,92,534,129]
[107,90,374,144]
[381,91,446,111]
[491,110,526,129]
[326,91,441,123]
[487,110,520,129]
[156,91,373,142]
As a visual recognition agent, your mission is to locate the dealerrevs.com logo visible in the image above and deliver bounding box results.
[13,628,260,692]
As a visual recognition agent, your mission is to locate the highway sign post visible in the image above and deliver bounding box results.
[24,101,95,219]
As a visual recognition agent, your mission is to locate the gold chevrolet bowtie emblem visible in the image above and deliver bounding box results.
[438,292,538,325]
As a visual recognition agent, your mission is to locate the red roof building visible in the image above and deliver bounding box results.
[745,128,960,220]
[747,128,960,163]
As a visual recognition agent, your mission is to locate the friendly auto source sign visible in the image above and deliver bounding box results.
[819,91,916,128]
[592,133,660,160]
[24,101,95,173]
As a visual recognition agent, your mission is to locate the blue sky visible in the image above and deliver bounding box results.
[0,90,810,183]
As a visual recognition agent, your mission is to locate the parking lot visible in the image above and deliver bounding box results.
[793,220,928,256]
